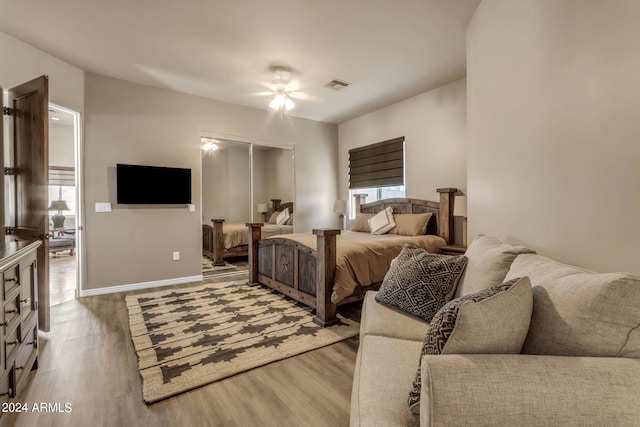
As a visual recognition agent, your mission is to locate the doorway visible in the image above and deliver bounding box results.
[48,104,81,306]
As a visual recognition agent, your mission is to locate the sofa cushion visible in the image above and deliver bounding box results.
[350,335,422,427]
[454,234,535,298]
[360,291,430,342]
[408,276,533,414]
[505,254,640,357]
[375,244,468,322]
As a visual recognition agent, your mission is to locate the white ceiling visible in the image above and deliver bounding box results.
[0,0,480,124]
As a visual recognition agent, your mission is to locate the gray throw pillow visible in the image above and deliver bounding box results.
[408,276,533,414]
[375,244,468,322]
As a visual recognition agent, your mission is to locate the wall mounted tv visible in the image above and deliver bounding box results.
[116,163,192,204]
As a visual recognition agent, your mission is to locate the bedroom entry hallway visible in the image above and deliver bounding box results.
[48,104,81,307]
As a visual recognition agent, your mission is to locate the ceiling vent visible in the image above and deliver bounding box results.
[324,79,350,91]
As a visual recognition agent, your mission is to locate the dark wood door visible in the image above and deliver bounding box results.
[8,75,50,331]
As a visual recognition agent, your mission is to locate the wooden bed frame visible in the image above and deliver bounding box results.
[202,199,293,266]
[247,188,457,326]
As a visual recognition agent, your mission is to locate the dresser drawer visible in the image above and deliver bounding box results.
[2,292,21,334]
[4,326,18,368]
[14,323,37,391]
[2,264,19,300]
[0,369,12,405]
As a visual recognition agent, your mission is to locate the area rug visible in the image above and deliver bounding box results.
[201,256,248,276]
[125,280,359,403]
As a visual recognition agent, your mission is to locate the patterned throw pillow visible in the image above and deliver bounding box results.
[375,244,468,322]
[408,276,533,414]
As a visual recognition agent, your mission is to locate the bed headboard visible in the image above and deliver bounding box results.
[270,199,294,215]
[354,188,456,244]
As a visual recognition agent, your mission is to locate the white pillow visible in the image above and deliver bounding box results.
[368,207,395,235]
[276,208,290,225]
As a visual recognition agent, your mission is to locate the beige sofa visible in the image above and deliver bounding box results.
[350,235,640,426]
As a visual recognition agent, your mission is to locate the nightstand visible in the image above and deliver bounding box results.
[440,244,466,256]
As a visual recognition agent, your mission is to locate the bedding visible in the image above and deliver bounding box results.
[217,222,294,249]
[269,231,446,304]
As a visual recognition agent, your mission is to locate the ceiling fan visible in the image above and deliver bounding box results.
[268,66,296,112]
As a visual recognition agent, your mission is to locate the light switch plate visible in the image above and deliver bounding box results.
[95,202,112,213]
[188,204,195,212]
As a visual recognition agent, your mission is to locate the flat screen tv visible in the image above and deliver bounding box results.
[116,163,192,204]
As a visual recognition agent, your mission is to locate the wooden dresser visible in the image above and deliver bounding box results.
[0,240,41,404]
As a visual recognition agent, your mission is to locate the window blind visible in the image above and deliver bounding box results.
[348,137,404,189]
[49,166,75,186]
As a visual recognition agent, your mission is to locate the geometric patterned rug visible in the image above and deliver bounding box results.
[202,256,248,276]
[125,280,359,404]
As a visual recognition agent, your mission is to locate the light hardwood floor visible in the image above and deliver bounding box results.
[2,272,359,427]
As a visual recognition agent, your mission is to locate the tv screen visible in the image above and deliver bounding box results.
[116,164,192,204]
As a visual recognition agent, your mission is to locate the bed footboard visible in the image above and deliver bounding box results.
[247,223,341,326]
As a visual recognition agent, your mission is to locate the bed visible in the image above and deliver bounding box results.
[202,199,294,266]
[247,188,457,326]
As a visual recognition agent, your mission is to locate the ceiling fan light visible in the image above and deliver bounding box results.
[284,97,295,111]
[269,93,285,110]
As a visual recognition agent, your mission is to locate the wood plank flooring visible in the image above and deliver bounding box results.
[2,273,360,427]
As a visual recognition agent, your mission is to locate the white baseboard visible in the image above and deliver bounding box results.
[78,275,204,297]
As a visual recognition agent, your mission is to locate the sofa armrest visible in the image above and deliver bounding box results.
[420,354,640,427]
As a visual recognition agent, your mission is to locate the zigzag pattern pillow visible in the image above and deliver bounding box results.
[375,244,468,322]
[408,276,533,414]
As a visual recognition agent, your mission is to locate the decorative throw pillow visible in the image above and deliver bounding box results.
[389,213,432,236]
[267,211,279,224]
[285,212,294,226]
[408,276,533,414]
[351,213,373,232]
[368,207,396,235]
[276,208,290,225]
[375,244,468,322]
[454,234,535,298]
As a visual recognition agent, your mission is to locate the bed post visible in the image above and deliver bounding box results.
[212,219,225,266]
[312,228,341,327]
[353,194,367,214]
[247,223,264,285]
[436,188,457,244]
[270,199,282,214]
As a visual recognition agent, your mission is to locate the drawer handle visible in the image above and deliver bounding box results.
[0,321,7,327]
[4,277,17,283]
[15,366,23,371]
[27,341,36,347]
[4,309,17,314]
[20,298,29,304]
[5,340,16,347]
[0,388,12,397]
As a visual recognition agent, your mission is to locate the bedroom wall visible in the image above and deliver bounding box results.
[338,79,467,211]
[467,0,640,274]
[84,72,337,290]
[0,30,84,112]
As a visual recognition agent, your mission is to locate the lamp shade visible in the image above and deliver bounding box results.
[49,200,70,211]
[257,203,269,213]
[454,195,467,217]
[333,199,347,214]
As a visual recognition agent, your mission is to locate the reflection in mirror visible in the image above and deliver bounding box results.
[252,146,294,223]
[201,139,251,223]
[201,138,294,224]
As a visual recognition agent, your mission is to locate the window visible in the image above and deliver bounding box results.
[348,137,405,218]
[48,166,76,227]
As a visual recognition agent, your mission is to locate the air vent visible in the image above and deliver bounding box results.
[324,79,350,91]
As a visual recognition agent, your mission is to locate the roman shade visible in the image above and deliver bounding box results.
[49,166,75,186]
[349,137,404,189]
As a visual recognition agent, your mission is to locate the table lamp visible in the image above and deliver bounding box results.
[49,200,70,229]
[257,202,269,221]
[333,199,347,230]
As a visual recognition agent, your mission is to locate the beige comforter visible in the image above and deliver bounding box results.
[270,230,446,303]
[221,223,293,249]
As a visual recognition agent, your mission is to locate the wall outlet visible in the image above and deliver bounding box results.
[172,251,180,261]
